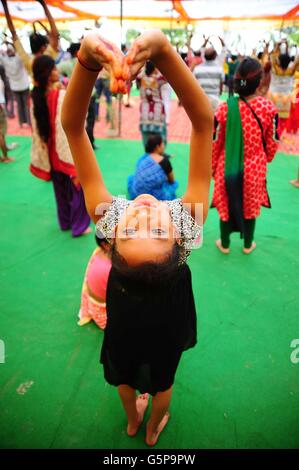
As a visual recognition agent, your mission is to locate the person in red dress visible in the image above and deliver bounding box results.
[286,71,299,134]
[30,55,91,237]
[212,57,279,254]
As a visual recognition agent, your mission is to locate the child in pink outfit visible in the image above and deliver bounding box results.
[78,234,111,330]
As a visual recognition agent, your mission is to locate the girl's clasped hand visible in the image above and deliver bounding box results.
[77,31,167,94]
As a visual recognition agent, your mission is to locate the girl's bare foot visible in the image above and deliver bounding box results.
[243,242,256,254]
[0,156,14,163]
[289,179,299,188]
[145,412,170,446]
[215,239,230,254]
[82,227,93,235]
[127,393,149,437]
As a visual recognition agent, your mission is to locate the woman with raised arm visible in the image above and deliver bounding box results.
[269,40,299,135]
[62,30,213,447]
[1,0,59,76]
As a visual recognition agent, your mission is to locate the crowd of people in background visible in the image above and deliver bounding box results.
[0,0,297,219]
[1,2,296,182]
[0,0,297,188]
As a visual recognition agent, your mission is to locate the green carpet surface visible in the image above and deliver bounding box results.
[0,136,298,449]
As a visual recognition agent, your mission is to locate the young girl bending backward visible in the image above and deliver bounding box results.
[61,30,213,447]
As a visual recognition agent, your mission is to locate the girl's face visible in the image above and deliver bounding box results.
[116,194,178,266]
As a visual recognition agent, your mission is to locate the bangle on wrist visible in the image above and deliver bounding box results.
[77,50,102,72]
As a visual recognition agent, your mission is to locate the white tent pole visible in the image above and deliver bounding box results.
[117,0,123,137]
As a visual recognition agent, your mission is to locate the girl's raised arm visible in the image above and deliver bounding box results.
[61,34,126,222]
[127,30,213,222]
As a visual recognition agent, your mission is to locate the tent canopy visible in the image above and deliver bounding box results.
[0,0,298,23]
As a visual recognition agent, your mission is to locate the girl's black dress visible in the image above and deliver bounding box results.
[100,263,197,395]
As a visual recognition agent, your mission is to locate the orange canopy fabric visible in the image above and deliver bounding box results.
[0,1,298,23]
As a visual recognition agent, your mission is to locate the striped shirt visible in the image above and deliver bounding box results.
[193,61,224,102]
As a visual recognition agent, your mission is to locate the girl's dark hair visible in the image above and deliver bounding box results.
[145,133,162,153]
[204,48,217,61]
[95,232,110,249]
[279,53,291,70]
[145,60,155,76]
[180,52,188,62]
[233,57,263,97]
[111,241,184,286]
[31,55,55,142]
[30,33,49,54]
[67,42,81,58]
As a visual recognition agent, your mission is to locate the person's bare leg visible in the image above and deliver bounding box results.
[118,385,149,436]
[0,133,8,160]
[289,168,299,188]
[0,133,13,162]
[145,387,172,446]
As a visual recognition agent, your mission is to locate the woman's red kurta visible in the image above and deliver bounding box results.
[212,96,279,221]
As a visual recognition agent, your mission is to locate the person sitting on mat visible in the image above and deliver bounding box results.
[128,133,178,200]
